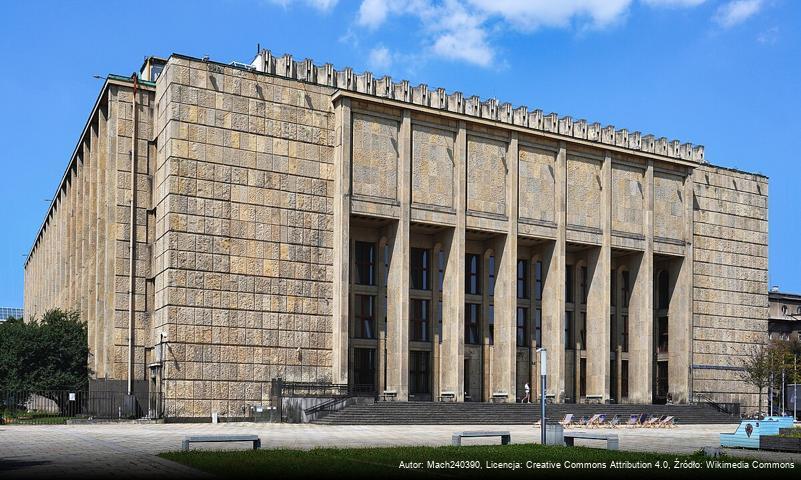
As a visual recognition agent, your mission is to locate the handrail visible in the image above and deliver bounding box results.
[693,392,740,416]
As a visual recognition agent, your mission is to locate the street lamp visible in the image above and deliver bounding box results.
[536,347,547,445]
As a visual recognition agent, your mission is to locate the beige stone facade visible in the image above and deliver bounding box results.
[24,49,769,416]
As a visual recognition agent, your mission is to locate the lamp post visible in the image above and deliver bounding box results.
[537,347,547,445]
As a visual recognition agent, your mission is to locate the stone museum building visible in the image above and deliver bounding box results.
[23,48,770,417]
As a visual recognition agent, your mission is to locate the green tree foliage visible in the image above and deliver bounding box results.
[0,309,89,392]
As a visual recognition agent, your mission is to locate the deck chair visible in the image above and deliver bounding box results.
[623,414,639,428]
[606,414,621,428]
[657,416,675,428]
[575,416,589,426]
[637,413,649,426]
[643,415,662,428]
[585,414,602,428]
[559,413,575,428]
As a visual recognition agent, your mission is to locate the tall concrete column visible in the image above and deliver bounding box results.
[492,132,518,401]
[441,120,466,401]
[586,152,612,400]
[432,242,443,398]
[669,173,694,403]
[481,251,491,402]
[386,110,411,400]
[628,160,654,403]
[377,236,388,394]
[331,98,352,385]
[542,141,566,401]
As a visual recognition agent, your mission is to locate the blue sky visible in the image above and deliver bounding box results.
[0,0,798,308]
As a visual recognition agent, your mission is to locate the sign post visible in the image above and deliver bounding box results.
[538,348,547,445]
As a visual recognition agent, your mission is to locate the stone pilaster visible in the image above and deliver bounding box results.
[386,110,411,400]
[629,160,654,403]
[441,120,466,401]
[669,172,694,402]
[332,98,352,384]
[586,152,612,400]
[542,141,566,401]
[491,132,518,401]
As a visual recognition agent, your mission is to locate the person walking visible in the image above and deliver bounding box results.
[523,383,531,403]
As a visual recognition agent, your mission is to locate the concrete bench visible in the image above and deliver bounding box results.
[564,432,619,450]
[181,434,261,451]
[438,391,456,402]
[379,390,398,402]
[585,395,604,404]
[452,431,511,446]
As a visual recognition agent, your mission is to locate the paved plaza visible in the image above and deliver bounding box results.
[1,422,800,478]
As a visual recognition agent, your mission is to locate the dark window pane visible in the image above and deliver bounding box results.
[488,256,496,296]
[622,271,630,308]
[517,259,528,299]
[438,251,445,291]
[488,305,494,345]
[565,264,574,303]
[465,303,481,344]
[410,299,430,342]
[354,295,375,339]
[580,266,588,305]
[535,309,542,348]
[411,248,430,290]
[516,307,527,346]
[535,261,543,301]
[354,241,376,286]
[466,254,481,295]
[658,271,670,310]
[565,310,574,349]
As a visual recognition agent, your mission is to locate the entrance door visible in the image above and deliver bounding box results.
[409,351,431,400]
[353,348,376,393]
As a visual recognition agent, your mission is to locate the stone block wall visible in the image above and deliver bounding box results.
[692,164,769,411]
[23,79,154,385]
[153,57,335,417]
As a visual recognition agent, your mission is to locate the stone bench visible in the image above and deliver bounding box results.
[564,432,619,450]
[181,435,261,451]
[379,390,398,402]
[438,391,456,402]
[452,431,511,446]
[585,395,604,404]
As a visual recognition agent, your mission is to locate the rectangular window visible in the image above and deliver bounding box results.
[517,259,528,299]
[565,310,574,349]
[410,248,430,290]
[580,266,588,305]
[488,305,494,345]
[465,303,481,344]
[622,314,629,352]
[409,351,430,395]
[535,261,543,301]
[410,299,430,342]
[437,300,443,342]
[488,255,496,297]
[610,314,616,351]
[580,358,587,398]
[438,250,445,291]
[354,294,375,339]
[384,245,390,286]
[610,271,616,307]
[516,307,527,347]
[622,270,630,308]
[466,254,481,295]
[658,271,670,310]
[354,241,376,286]
[535,309,542,348]
[658,316,669,353]
[565,264,574,303]
[579,312,587,350]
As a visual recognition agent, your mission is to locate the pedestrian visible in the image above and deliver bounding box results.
[523,383,531,403]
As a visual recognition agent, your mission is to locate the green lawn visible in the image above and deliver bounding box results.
[161,443,792,478]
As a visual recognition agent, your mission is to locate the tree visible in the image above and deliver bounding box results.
[0,309,89,414]
[738,343,772,414]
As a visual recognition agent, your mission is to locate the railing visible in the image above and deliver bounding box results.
[693,392,740,416]
[303,384,377,416]
[0,390,163,425]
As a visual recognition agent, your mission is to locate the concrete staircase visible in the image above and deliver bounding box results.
[313,402,737,425]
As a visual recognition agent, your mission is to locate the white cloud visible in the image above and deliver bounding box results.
[641,0,706,7]
[714,0,763,28]
[349,0,709,67]
[756,26,779,45]
[368,46,392,70]
[466,0,633,31]
[268,0,338,12]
